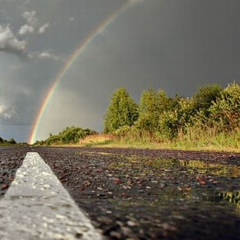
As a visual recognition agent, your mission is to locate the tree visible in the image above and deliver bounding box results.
[136,89,160,132]
[209,83,240,131]
[42,126,98,145]
[104,88,138,133]
[157,96,192,139]
[8,138,16,144]
[158,90,177,113]
[192,84,223,115]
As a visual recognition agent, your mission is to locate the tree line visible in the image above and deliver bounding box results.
[35,126,97,145]
[104,83,240,142]
[0,137,16,145]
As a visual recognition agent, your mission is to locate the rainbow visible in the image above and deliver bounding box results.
[29,0,139,144]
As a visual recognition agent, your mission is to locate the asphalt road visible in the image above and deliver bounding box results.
[1,146,240,239]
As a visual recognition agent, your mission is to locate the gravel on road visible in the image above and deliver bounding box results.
[1,146,240,239]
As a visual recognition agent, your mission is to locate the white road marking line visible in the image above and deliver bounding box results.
[0,152,102,240]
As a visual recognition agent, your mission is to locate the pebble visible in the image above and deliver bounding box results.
[2,147,239,240]
[110,231,122,239]
[121,226,133,236]
[127,220,137,227]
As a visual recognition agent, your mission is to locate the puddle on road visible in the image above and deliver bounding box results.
[116,157,240,211]
[135,158,240,177]
[105,157,240,239]
[160,160,239,210]
[181,159,240,177]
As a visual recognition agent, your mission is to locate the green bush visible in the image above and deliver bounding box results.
[104,88,138,133]
[192,84,223,115]
[209,83,240,131]
[41,126,98,145]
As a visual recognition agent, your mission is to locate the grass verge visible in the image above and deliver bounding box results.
[75,131,240,153]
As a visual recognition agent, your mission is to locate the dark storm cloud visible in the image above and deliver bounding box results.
[101,0,240,96]
[47,0,240,139]
[0,0,240,142]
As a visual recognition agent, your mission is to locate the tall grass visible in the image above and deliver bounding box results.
[79,127,240,153]
[174,125,240,151]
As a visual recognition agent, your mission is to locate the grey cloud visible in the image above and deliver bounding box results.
[0,104,15,119]
[0,25,26,54]
[28,51,59,61]
[18,24,34,35]
[129,0,142,6]
[19,11,50,36]
[38,23,49,34]
[1,0,239,143]
[23,11,38,26]
[36,51,58,60]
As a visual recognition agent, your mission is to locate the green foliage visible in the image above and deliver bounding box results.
[136,89,178,133]
[192,84,223,115]
[32,82,240,151]
[8,138,16,144]
[158,90,178,113]
[115,125,140,139]
[209,83,240,131]
[138,89,159,115]
[136,89,160,132]
[156,97,195,140]
[40,126,97,145]
[115,125,157,144]
[105,83,239,150]
[189,83,240,132]
[158,110,179,140]
[104,88,138,133]
[0,136,17,145]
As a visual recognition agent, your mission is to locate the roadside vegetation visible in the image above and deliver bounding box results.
[0,136,29,146]
[84,82,239,152]
[34,126,97,146]
[27,82,240,152]
[0,137,18,146]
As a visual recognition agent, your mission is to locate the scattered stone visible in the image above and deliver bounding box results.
[109,231,122,239]
[2,146,240,240]
[127,220,137,227]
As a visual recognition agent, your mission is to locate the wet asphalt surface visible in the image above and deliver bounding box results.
[1,146,240,239]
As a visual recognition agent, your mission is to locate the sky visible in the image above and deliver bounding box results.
[0,0,239,143]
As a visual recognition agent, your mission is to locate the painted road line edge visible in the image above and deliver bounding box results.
[0,152,103,240]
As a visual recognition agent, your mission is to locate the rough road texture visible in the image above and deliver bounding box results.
[1,146,240,239]
[0,152,102,240]
[0,147,26,198]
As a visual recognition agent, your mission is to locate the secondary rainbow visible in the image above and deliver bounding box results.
[29,0,138,144]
